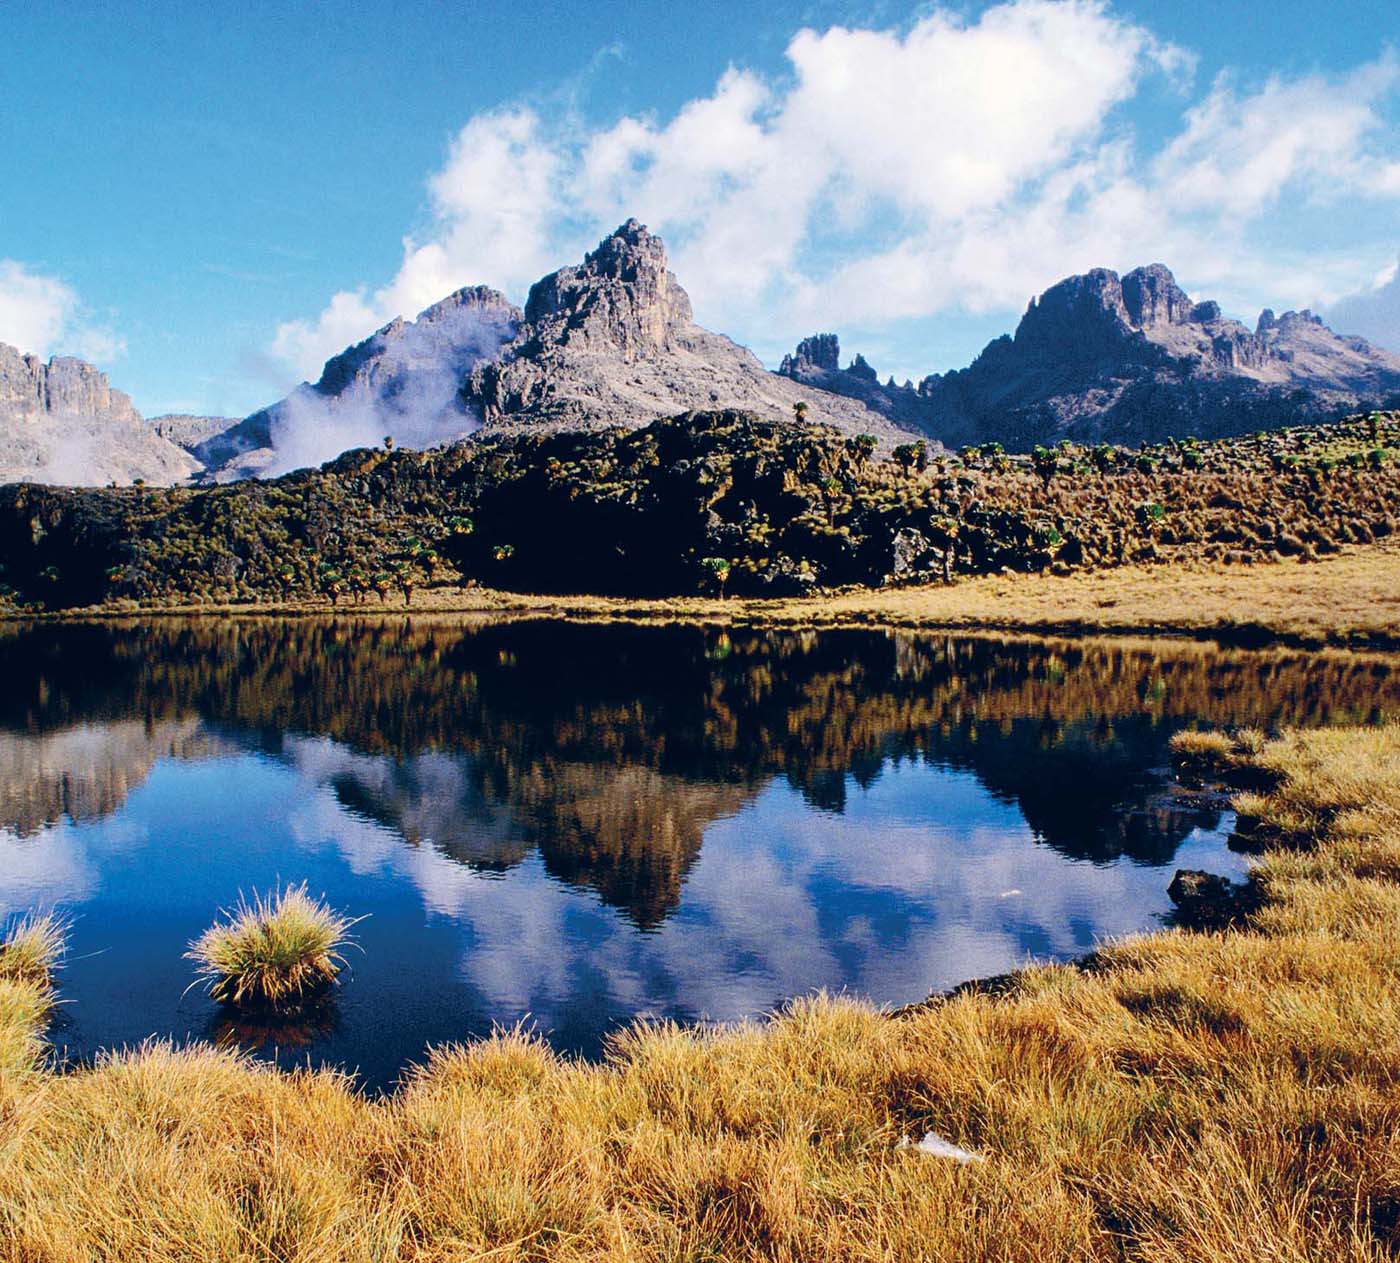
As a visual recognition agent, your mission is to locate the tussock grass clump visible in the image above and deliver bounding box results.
[0,912,66,1083]
[1169,726,1272,780]
[0,911,66,991]
[1168,727,1237,770]
[186,884,358,1007]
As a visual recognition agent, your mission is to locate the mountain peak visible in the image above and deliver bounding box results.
[1121,263,1194,327]
[0,341,198,486]
[464,219,915,443]
[313,285,519,397]
[522,219,692,355]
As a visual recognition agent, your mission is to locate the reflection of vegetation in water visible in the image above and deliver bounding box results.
[207,995,339,1053]
[1,618,1397,923]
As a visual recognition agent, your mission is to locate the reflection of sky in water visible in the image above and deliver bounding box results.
[0,737,1247,1091]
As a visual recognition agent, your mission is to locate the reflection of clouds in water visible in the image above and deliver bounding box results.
[283,736,526,872]
[0,814,149,918]
[285,771,637,1012]
[672,769,1169,1011]
[285,744,1183,1031]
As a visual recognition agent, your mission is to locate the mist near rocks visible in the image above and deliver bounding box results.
[1326,257,1400,355]
[259,288,521,477]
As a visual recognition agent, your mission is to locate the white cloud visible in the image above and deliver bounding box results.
[0,260,125,363]
[268,0,1400,382]
[1154,56,1400,217]
[271,108,568,383]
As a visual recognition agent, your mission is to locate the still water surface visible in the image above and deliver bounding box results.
[1,619,1395,1090]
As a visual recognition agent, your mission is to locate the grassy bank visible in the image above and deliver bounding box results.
[16,539,1400,649]
[1,724,1397,1259]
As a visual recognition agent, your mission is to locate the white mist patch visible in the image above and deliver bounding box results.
[261,290,519,476]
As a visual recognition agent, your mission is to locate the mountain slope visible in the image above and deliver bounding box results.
[198,285,522,481]
[0,344,199,487]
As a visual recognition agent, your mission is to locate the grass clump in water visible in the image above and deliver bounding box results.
[186,883,358,1008]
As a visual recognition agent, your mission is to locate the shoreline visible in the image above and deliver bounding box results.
[8,541,1400,650]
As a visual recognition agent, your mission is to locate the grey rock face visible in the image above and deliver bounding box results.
[783,263,1400,450]
[464,220,919,446]
[0,343,198,486]
[148,413,242,452]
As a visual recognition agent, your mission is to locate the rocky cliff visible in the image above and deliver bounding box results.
[148,413,242,452]
[462,220,916,445]
[780,264,1400,449]
[0,344,199,486]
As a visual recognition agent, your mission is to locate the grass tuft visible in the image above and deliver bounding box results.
[185,883,359,1008]
[0,912,67,991]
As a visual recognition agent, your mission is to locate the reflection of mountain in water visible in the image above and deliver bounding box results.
[1,618,1396,924]
[0,719,226,838]
[294,740,749,927]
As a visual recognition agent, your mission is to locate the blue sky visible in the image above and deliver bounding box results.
[2,0,1398,418]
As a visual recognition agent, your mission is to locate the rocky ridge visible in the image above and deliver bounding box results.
[780,264,1400,449]
[461,219,916,445]
[0,344,199,487]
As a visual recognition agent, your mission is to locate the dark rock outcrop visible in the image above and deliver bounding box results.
[0,344,198,486]
[779,334,841,374]
[1168,867,1258,929]
[776,332,927,427]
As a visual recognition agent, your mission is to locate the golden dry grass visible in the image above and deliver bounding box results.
[23,539,1400,649]
[186,884,358,1007]
[1,725,1399,1260]
[0,911,66,991]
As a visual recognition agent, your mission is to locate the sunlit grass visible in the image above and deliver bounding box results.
[185,883,359,1007]
[0,911,66,991]
[1,727,1399,1258]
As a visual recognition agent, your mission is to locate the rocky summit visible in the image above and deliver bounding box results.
[780,264,1400,450]
[0,344,199,487]
[462,219,915,444]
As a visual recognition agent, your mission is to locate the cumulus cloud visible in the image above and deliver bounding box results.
[271,109,564,383]
[269,0,1400,381]
[0,260,125,363]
